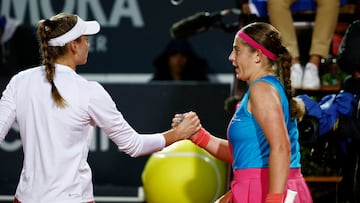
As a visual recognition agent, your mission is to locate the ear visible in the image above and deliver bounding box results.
[68,41,78,54]
[255,49,265,63]
[254,51,261,63]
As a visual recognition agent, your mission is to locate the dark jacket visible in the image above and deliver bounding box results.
[151,39,210,81]
[0,16,40,78]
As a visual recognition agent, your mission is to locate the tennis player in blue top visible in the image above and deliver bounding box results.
[173,22,313,203]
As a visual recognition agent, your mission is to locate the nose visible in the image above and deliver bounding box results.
[228,51,235,63]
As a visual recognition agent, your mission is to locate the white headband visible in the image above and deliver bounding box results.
[48,16,100,47]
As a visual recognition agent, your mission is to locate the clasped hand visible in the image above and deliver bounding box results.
[171,111,201,140]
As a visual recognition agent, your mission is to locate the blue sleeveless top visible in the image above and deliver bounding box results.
[228,75,301,169]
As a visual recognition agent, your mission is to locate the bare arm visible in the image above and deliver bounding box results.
[172,114,232,163]
[204,134,232,163]
[249,81,290,194]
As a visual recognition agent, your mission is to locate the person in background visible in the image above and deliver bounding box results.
[174,22,312,203]
[335,19,360,203]
[150,38,210,81]
[267,0,340,89]
[0,15,40,78]
[0,13,201,203]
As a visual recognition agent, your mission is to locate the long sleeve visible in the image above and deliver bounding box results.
[87,82,165,157]
[0,76,17,143]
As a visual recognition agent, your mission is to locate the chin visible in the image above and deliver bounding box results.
[236,75,247,82]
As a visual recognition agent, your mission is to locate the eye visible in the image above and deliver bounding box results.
[233,47,240,55]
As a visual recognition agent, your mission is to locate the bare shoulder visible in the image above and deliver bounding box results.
[249,80,276,97]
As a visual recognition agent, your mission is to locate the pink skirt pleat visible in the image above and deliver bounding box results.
[230,168,313,203]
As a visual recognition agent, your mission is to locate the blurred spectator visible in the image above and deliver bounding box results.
[337,20,360,78]
[267,0,340,89]
[0,15,40,78]
[334,19,360,203]
[150,39,210,81]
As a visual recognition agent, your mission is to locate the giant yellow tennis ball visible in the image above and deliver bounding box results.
[142,140,228,203]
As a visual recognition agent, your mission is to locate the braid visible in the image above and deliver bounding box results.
[37,17,72,108]
[277,47,305,120]
[263,26,305,120]
[278,46,293,100]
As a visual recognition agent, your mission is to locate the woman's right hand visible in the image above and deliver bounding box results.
[171,111,201,140]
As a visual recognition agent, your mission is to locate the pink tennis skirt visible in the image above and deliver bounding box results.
[230,168,313,203]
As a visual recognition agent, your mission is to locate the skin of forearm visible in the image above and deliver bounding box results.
[204,135,232,164]
[268,147,290,194]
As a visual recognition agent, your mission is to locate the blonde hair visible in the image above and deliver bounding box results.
[37,13,78,108]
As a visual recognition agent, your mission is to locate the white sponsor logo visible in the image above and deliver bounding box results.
[0,0,145,53]
[0,0,144,27]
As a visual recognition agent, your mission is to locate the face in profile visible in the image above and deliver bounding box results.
[229,36,255,81]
